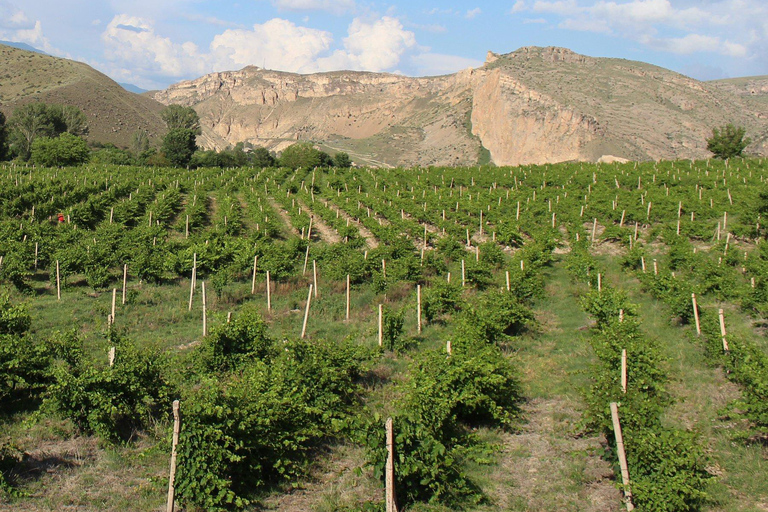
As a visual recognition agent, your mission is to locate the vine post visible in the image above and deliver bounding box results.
[300,284,313,339]
[346,274,350,321]
[416,285,422,334]
[385,417,397,512]
[378,304,383,346]
[266,271,272,311]
[610,402,635,511]
[166,400,180,512]
[251,256,258,295]
[122,264,128,305]
[692,294,701,336]
[719,309,729,352]
[201,281,208,337]
[56,260,61,301]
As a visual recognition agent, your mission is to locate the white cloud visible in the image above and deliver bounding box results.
[316,16,416,72]
[465,8,482,19]
[102,14,209,77]
[410,52,482,75]
[211,19,333,72]
[270,0,356,15]
[531,0,767,62]
[509,0,527,14]
[643,33,748,57]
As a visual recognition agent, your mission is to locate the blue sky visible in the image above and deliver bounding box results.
[1,0,766,90]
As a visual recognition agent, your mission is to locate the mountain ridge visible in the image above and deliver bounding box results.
[152,46,768,166]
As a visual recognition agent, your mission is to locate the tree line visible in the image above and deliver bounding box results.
[0,102,352,169]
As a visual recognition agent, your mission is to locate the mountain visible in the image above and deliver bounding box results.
[119,82,148,94]
[0,44,166,149]
[152,46,768,166]
[0,41,46,54]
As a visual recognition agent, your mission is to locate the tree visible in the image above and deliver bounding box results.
[334,151,351,168]
[30,132,90,167]
[131,129,150,154]
[161,105,201,134]
[278,142,332,169]
[707,124,750,159]
[251,147,275,168]
[161,128,197,167]
[0,111,7,161]
[8,103,56,160]
[8,103,88,160]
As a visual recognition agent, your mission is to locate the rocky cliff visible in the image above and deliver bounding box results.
[152,46,768,166]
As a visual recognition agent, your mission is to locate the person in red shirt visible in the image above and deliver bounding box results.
[58,213,65,223]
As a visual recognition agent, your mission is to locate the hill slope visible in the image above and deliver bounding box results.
[153,46,768,166]
[0,44,166,149]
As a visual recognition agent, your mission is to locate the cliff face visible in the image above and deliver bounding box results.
[152,47,768,166]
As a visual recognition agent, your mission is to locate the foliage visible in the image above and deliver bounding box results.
[8,103,87,160]
[334,152,351,168]
[707,124,750,159]
[197,308,276,373]
[45,332,175,441]
[176,337,369,511]
[31,133,90,167]
[161,128,198,167]
[279,142,331,170]
[161,104,201,133]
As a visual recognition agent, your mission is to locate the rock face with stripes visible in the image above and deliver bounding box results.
[149,45,768,167]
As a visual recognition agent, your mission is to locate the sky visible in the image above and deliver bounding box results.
[1,0,767,90]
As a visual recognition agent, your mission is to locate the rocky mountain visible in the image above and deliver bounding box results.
[153,46,768,167]
[0,44,166,149]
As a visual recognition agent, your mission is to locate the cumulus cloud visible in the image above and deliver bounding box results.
[316,16,416,72]
[532,0,766,62]
[99,12,422,85]
[211,19,333,72]
[102,14,209,77]
[270,0,356,15]
[509,0,527,14]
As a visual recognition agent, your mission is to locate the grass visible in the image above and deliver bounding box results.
[597,253,768,512]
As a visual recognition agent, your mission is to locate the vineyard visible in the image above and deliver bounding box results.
[0,158,767,511]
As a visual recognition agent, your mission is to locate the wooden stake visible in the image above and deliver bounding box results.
[188,254,197,311]
[378,304,383,346]
[313,260,318,298]
[108,346,115,366]
[592,218,597,243]
[346,274,350,321]
[719,309,729,352]
[300,284,313,339]
[653,259,658,276]
[505,270,510,291]
[461,259,466,287]
[416,285,422,334]
[56,260,61,301]
[692,294,701,336]
[122,264,128,305]
[185,215,189,238]
[303,244,310,275]
[641,256,646,273]
[621,349,627,394]
[34,242,38,270]
[166,400,181,512]
[610,402,635,511]
[202,282,208,337]
[597,273,602,292]
[111,288,117,324]
[446,340,452,355]
[266,271,272,311]
[385,417,397,512]
[251,256,259,295]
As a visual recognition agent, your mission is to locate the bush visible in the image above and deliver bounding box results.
[30,133,90,167]
[707,124,750,159]
[46,333,174,441]
[198,309,276,373]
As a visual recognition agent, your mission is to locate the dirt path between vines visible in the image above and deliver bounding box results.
[296,199,342,244]
[323,200,379,249]
[266,196,301,238]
